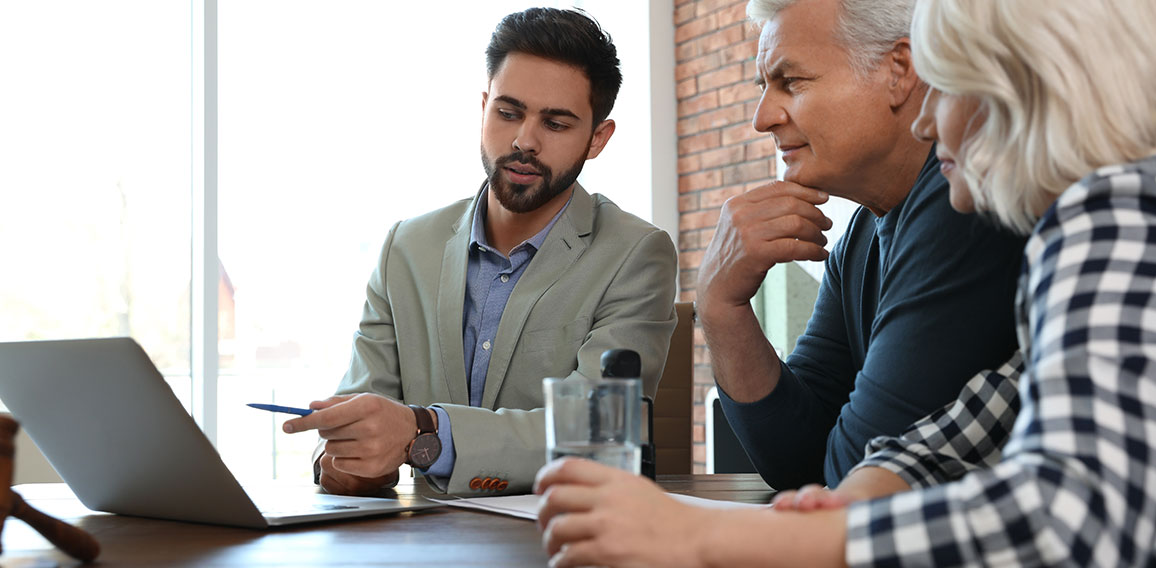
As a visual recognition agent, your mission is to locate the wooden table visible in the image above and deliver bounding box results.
[1,474,773,566]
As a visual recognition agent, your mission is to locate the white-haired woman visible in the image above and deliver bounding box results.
[534,0,1156,565]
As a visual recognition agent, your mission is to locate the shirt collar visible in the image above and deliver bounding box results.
[469,185,573,254]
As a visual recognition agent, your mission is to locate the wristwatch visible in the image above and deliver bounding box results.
[404,405,442,470]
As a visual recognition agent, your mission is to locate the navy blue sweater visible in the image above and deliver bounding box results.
[719,151,1025,489]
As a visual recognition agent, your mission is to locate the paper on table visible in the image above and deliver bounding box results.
[427,494,541,520]
[428,492,767,521]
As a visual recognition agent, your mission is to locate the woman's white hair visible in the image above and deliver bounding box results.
[912,0,1156,233]
[746,0,915,77]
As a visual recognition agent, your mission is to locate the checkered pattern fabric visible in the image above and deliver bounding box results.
[845,156,1156,567]
[851,352,1024,488]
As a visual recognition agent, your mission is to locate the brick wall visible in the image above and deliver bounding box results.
[674,0,778,473]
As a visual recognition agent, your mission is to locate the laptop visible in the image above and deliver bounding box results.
[0,337,441,528]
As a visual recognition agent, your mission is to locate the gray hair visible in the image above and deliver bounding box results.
[912,0,1156,233]
[746,0,915,76]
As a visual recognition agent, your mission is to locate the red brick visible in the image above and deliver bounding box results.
[697,63,744,92]
[693,326,707,346]
[675,13,718,44]
[677,91,720,117]
[677,116,696,137]
[745,137,779,161]
[676,77,698,99]
[693,403,707,423]
[694,367,716,386]
[693,444,707,466]
[722,161,770,185]
[721,40,756,66]
[678,228,708,250]
[679,208,721,231]
[679,270,699,291]
[678,154,702,175]
[676,40,700,62]
[701,24,745,55]
[692,339,711,364]
[678,193,700,212]
[678,278,697,296]
[693,424,705,443]
[700,184,746,209]
[674,3,696,25]
[676,51,721,82]
[692,384,709,404]
[717,3,749,27]
[696,0,732,17]
[718,82,758,107]
[721,122,762,146]
[693,460,706,474]
[700,145,745,170]
[743,58,759,80]
[678,131,721,155]
[695,104,747,133]
[678,169,722,193]
[681,252,704,274]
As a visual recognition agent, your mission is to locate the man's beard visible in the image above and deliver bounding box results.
[481,146,587,214]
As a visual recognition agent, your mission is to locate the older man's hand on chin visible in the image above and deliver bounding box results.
[697,181,832,315]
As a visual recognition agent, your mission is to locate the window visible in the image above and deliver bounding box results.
[0,1,194,403]
[2,1,672,483]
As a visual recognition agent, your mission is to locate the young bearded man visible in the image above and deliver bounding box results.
[283,7,678,496]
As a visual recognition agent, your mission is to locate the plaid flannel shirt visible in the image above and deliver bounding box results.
[844,156,1156,567]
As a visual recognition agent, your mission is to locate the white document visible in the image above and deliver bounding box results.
[429,492,767,521]
[428,494,541,520]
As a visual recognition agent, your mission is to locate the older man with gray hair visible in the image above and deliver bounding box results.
[694,0,1024,489]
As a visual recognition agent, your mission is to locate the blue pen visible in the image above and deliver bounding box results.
[247,403,314,416]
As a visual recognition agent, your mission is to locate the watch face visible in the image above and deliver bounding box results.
[408,433,442,469]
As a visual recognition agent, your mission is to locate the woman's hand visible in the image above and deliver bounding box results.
[535,458,719,568]
[771,484,852,511]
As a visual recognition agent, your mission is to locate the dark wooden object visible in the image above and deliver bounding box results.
[0,415,100,563]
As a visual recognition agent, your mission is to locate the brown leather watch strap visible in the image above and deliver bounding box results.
[408,405,436,435]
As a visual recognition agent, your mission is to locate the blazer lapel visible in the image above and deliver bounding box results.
[480,184,594,408]
[435,190,480,406]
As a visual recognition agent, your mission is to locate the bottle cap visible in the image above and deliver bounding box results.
[600,348,641,379]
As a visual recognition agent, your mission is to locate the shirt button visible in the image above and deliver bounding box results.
[482,340,491,350]
[500,274,509,283]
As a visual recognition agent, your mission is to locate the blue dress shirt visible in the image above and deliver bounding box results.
[423,188,570,478]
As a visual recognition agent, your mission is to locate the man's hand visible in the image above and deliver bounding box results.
[695,181,832,402]
[535,458,720,568]
[697,181,831,313]
[283,393,418,493]
[316,454,400,496]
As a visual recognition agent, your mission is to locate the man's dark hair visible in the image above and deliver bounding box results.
[486,7,623,126]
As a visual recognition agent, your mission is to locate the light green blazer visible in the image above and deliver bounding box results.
[334,183,678,495]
